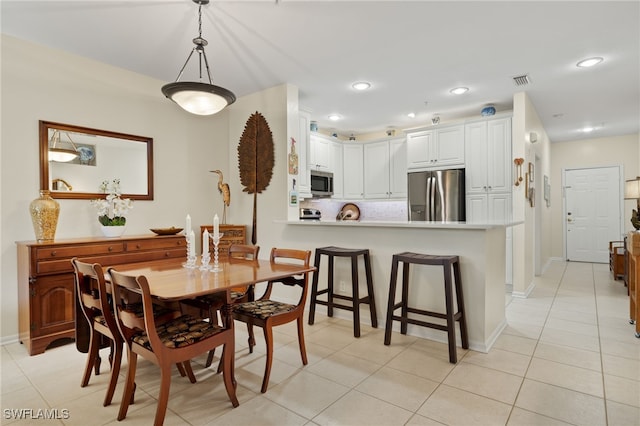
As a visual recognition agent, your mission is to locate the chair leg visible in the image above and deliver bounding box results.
[260,325,274,393]
[296,316,308,365]
[384,257,400,345]
[247,322,255,354]
[103,339,123,407]
[205,349,216,368]
[118,350,137,421]
[183,361,197,384]
[154,364,172,426]
[220,342,239,407]
[81,329,99,387]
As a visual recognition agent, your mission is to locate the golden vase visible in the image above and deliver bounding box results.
[29,190,60,242]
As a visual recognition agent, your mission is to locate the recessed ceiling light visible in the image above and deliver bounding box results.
[576,57,603,68]
[352,81,371,91]
[328,114,341,121]
[407,112,416,118]
[450,87,468,95]
[582,126,595,133]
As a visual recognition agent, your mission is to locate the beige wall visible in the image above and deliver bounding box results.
[0,35,231,342]
[549,134,640,258]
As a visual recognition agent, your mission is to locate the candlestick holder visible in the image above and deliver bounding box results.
[209,233,224,272]
[183,235,197,269]
[200,243,211,271]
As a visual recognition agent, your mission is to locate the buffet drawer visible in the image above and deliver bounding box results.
[125,237,186,252]
[35,242,125,260]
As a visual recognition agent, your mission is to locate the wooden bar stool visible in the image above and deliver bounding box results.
[308,246,377,337]
[384,251,468,363]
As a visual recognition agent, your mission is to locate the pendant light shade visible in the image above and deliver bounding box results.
[162,82,235,116]
[161,0,235,115]
[48,130,79,162]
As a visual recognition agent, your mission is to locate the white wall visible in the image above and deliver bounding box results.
[550,134,639,258]
[0,35,230,342]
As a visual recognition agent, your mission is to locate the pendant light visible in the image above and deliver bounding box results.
[48,130,79,162]
[161,0,236,115]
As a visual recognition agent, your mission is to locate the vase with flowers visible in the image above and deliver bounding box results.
[91,179,133,237]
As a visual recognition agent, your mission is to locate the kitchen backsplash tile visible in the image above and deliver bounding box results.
[300,199,407,221]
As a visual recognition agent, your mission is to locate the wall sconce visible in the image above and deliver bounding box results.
[625,177,640,230]
[48,130,79,162]
[513,158,524,186]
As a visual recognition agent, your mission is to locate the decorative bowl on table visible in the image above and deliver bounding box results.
[150,227,183,236]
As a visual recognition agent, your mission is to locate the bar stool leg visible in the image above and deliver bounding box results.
[308,251,322,325]
[453,261,469,349]
[364,252,378,328]
[327,255,335,317]
[351,254,361,337]
[384,255,399,345]
[400,262,410,335]
[443,260,458,363]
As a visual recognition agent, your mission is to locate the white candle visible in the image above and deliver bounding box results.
[203,228,209,253]
[185,214,191,235]
[213,214,220,239]
[189,230,195,257]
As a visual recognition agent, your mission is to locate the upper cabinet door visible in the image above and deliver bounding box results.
[407,130,433,169]
[389,138,407,198]
[486,118,512,193]
[364,140,391,199]
[465,121,489,193]
[309,134,331,171]
[297,110,311,197]
[343,144,364,199]
[433,125,465,167]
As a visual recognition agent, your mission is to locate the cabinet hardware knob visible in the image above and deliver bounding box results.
[136,244,141,249]
[51,251,57,257]
[108,246,113,252]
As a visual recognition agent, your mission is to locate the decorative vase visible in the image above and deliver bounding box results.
[100,225,126,238]
[29,190,60,243]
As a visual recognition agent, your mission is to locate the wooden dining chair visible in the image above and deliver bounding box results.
[109,269,239,426]
[181,243,260,367]
[71,258,123,407]
[232,247,312,393]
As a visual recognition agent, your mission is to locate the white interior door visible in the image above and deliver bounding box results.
[564,166,622,263]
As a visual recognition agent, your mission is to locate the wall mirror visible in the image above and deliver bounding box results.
[39,121,153,200]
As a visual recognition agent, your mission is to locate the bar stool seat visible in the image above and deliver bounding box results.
[384,251,468,363]
[308,246,377,337]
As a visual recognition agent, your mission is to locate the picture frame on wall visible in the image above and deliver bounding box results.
[528,162,534,182]
[544,175,550,207]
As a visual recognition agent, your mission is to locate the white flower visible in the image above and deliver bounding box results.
[91,179,133,226]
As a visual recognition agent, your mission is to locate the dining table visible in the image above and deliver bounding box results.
[75,255,316,383]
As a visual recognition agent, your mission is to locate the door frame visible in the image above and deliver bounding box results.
[562,165,624,261]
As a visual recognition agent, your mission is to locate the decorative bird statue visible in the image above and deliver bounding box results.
[210,170,230,224]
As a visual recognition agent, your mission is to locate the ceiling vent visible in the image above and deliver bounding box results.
[512,74,531,86]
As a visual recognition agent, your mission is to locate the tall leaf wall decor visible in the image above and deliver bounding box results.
[237,112,274,244]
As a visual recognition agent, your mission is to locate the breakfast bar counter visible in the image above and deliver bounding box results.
[280,219,521,352]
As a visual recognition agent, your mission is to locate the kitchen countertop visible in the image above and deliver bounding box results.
[279,219,523,230]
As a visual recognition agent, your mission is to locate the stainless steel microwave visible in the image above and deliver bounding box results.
[310,170,333,197]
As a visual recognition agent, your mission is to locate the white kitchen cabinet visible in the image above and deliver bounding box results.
[330,140,343,199]
[465,117,511,194]
[406,124,464,170]
[297,110,311,198]
[465,117,512,223]
[309,133,331,171]
[363,138,407,199]
[342,143,364,199]
[466,192,511,223]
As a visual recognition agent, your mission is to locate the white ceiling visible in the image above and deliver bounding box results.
[2,1,639,142]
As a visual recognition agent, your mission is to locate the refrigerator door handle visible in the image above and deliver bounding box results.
[426,176,434,221]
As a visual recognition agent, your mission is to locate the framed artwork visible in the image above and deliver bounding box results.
[528,162,534,182]
[524,172,530,198]
[529,187,535,207]
[544,175,550,207]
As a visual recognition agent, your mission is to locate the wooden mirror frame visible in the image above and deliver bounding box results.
[39,121,154,200]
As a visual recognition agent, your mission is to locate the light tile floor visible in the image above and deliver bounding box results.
[2,261,639,425]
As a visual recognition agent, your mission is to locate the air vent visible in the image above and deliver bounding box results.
[512,74,531,86]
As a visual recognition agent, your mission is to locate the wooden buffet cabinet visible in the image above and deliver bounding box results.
[626,232,640,338]
[16,234,187,355]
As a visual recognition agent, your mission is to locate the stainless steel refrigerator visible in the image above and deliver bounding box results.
[408,169,465,221]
